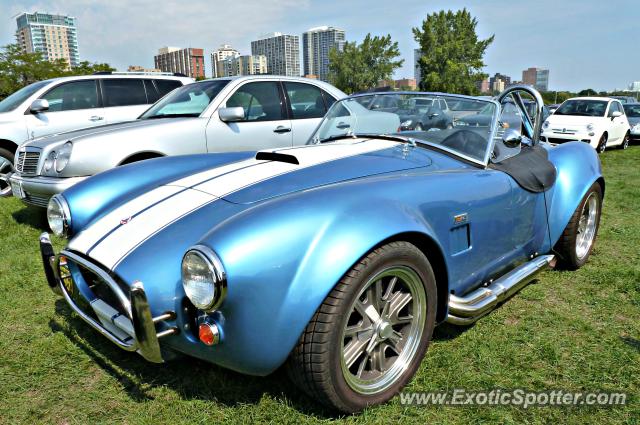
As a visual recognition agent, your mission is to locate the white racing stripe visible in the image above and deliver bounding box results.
[71,139,400,270]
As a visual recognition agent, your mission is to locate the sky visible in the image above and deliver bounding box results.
[1,0,639,92]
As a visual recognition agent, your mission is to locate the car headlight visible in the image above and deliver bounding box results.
[55,142,73,172]
[47,194,71,237]
[586,123,594,131]
[43,150,57,172]
[401,120,413,127]
[182,246,227,311]
[543,120,550,129]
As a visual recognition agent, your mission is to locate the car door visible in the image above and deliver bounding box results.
[284,82,336,145]
[495,92,549,255]
[100,78,152,124]
[25,79,105,139]
[205,81,292,151]
[607,101,626,143]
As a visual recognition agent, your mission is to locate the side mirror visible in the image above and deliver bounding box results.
[30,99,49,114]
[611,111,623,119]
[218,107,245,122]
[502,128,523,148]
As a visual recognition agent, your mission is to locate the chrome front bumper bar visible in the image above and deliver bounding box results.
[40,232,177,363]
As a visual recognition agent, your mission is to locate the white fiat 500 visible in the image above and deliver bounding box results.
[541,97,631,153]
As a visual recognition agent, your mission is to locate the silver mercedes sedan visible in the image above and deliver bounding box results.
[8,75,345,207]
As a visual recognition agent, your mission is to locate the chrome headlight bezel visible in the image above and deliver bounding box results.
[586,123,594,132]
[55,141,73,173]
[542,120,550,129]
[181,245,227,312]
[43,150,57,173]
[47,194,71,237]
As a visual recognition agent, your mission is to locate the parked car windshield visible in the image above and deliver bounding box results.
[0,80,51,113]
[140,79,230,119]
[310,93,498,162]
[554,99,608,117]
[623,104,640,117]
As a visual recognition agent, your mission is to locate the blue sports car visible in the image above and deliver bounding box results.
[40,86,604,412]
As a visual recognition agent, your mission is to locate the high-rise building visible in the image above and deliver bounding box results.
[489,73,511,93]
[414,49,422,87]
[522,67,549,92]
[211,44,240,78]
[629,81,640,92]
[476,79,490,94]
[154,47,205,79]
[251,32,300,77]
[220,55,268,77]
[302,26,345,82]
[15,12,79,67]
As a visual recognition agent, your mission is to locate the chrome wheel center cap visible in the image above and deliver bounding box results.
[377,321,393,340]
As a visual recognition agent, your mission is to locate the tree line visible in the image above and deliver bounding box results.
[0,43,114,100]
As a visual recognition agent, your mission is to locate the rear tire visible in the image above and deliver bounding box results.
[554,182,603,270]
[620,131,630,150]
[287,241,437,413]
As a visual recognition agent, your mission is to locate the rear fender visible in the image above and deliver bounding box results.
[545,141,603,245]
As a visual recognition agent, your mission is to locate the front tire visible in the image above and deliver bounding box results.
[596,133,607,154]
[287,241,437,413]
[0,147,15,197]
[554,182,603,270]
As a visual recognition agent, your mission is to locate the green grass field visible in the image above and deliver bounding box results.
[0,147,638,424]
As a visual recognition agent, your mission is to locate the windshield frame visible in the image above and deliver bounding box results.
[0,80,52,113]
[138,78,231,120]
[309,91,501,167]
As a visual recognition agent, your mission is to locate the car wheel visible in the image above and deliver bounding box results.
[554,182,602,270]
[414,123,423,131]
[596,133,607,154]
[0,147,15,197]
[287,241,437,413]
[620,131,630,150]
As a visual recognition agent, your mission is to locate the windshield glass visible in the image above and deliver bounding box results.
[309,93,497,162]
[140,79,230,119]
[555,99,607,117]
[0,80,51,113]
[623,104,640,118]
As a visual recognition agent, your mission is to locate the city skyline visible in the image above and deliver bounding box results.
[2,0,639,91]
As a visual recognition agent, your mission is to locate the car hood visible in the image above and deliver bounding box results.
[66,138,434,271]
[23,117,197,148]
[545,115,604,126]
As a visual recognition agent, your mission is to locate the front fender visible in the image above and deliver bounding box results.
[545,141,604,244]
[196,182,447,375]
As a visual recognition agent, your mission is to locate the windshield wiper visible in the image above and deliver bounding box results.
[144,113,200,119]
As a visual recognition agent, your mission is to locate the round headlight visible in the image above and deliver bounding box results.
[586,123,594,131]
[55,142,73,172]
[47,195,71,237]
[182,246,226,311]
[543,120,550,129]
[43,150,57,172]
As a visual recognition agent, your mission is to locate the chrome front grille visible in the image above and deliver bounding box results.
[15,149,41,175]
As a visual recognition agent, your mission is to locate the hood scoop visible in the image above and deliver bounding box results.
[255,151,300,165]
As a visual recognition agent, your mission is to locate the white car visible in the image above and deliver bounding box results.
[9,76,346,207]
[542,97,631,153]
[0,72,194,196]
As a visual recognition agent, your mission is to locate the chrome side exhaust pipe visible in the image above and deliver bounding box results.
[447,255,555,325]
